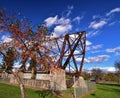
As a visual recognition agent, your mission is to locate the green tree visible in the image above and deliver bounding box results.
[81,70,90,80]
[3,47,15,72]
[91,68,103,82]
[115,60,120,73]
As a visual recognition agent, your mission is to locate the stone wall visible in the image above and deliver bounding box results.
[23,79,50,89]
[50,68,66,90]
[10,68,67,90]
[23,73,50,80]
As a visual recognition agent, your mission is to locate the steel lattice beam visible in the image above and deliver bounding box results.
[47,31,86,76]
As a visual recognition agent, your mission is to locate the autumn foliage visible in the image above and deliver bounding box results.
[0,9,54,72]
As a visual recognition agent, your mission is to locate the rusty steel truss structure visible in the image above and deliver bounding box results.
[47,31,86,76]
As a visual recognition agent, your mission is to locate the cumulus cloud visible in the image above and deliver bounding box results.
[1,35,12,42]
[45,16,72,37]
[86,40,92,51]
[45,15,58,27]
[57,18,71,25]
[106,46,120,56]
[89,20,107,29]
[77,55,110,64]
[106,7,120,16]
[106,46,120,53]
[86,40,92,46]
[101,67,116,72]
[53,24,72,37]
[85,55,110,63]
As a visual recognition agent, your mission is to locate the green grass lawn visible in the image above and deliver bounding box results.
[82,83,120,98]
[1,82,120,98]
[0,83,56,98]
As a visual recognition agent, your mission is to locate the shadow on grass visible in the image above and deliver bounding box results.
[35,90,61,98]
[90,93,99,98]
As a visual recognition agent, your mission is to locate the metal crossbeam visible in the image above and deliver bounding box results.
[47,31,86,76]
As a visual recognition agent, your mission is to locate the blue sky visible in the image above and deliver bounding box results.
[0,0,120,72]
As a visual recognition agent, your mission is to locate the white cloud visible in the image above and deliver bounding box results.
[84,55,110,64]
[86,40,92,51]
[76,55,110,64]
[62,5,74,17]
[92,15,101,19]
[74,50,80,54]
[57,18,71,25]
[45,15,58,27]
[103,67,116,72]
[73,16,81,24]
[91,50,101,53]
[86,55,109,63]
[66,5,74,17]
[87,30,99,37]
[106,46,120,56]
[92,44,102,50]
[86,44,102,52]
[89,20,107,29]
[52,24,72,37]
[106,7,120,16]
[54,25,72,33]
[86,40,92,46]
[45,16,72,37]
[89,66,116,72]
[106,46,120,53]
[1,35,12,42]
[108,22,116,26]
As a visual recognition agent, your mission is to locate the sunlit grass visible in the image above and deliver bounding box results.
[0,83,55,98]
[82,83,120,98]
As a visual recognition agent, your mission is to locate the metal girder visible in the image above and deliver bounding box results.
[47,31,86,76]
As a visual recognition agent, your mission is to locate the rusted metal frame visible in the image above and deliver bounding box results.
[55,39,61,53]
[56,35,67,68]
[63,33,82,69]
[61,33,80,55]
[78,32,86,76]
[62,34,80,57]
[67,35,78,73]
[66,72,79,76]
[0,51,5,57]
[68,63,76,71]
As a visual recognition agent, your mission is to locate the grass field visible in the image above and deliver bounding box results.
[0,83,56,98]
[0,82,120,98]
[82,83,120,98]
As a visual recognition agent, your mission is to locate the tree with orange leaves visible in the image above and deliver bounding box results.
[0,9,54,98]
